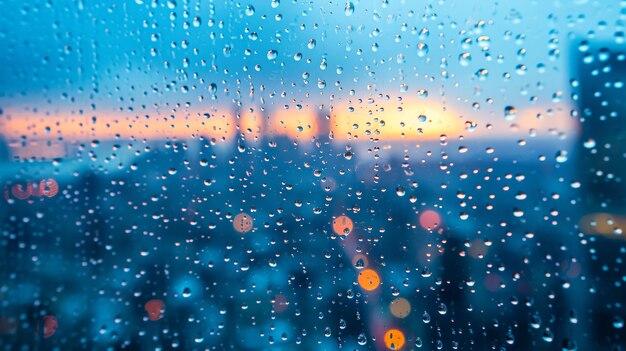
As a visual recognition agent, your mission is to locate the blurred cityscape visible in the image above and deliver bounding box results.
[1,1,626,350]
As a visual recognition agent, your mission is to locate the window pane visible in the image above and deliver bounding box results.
[0,1,624,350]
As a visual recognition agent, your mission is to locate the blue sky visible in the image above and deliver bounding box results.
[0,0,623,136]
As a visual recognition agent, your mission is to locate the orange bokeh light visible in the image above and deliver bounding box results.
[384,328,405,350]
[358,269,380,291]
[332,215,353,236]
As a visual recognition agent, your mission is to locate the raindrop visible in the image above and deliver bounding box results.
[415,337,423,348]
[396,187,405,197]
[542,329,554,343]
[459,52,472,66]
[555,150,568,163]
[613,316,624,329]
[267,50,278,60]
[583,139,596,148]
[417,43,429,57]
[504,106,517,120]
[345,2,354,16]
[339,319,347,329]
[437,303,447,315]
[357,333,367,345]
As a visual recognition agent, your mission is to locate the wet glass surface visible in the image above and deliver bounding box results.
[0,0,625,350]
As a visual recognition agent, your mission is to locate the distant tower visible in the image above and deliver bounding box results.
[572,39,626,351]
[573,41,626,213]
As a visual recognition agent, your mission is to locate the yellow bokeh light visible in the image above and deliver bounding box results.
[330,98,462,141]
[268,107,319,140]
[238,107,265,142]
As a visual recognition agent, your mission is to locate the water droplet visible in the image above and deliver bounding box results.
[422,311,431,323]
[530,314,542,329]
[459,52,472,66]
[583,138,596,148]
[542,329,554,342]
[344,2,354,16]
[555,150,568,163]
[415,337,423,348]
[417,43,429,57]
[396,187,405,197]
[613,316,624,329]
[267,50,278,60]
[504,106,517,120]
[357,333,367,345]
[437,303,447,315]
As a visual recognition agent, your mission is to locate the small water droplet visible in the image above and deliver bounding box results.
[267,50,278,60]
[504,106,517,120]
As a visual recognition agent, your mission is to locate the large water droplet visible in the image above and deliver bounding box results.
[417,43,429,57]
[245,5,255,16]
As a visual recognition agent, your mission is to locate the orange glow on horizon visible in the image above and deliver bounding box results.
[0,101,578,161]
[330,98,463,141]
[495,106,579,137]
[238,107,265,142]
[0,108,236,143]
[268,107,319,140]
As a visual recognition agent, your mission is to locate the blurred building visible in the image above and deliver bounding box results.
[575,42,626,213]
[572,40,626,350]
